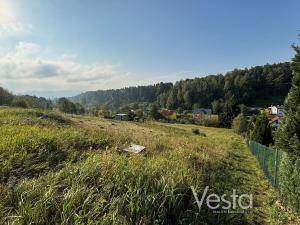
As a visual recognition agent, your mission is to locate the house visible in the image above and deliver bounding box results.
[160,109,177,120]
[268,105,284,116]
[192,108,212,121]
[267,105,285,128]
[114,113,130,121]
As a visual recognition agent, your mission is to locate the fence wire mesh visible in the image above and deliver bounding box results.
[246,139,283,191]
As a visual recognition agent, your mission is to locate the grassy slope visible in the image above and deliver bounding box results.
[0,108,298,224]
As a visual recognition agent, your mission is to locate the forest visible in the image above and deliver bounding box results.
[0,87,52,109]
[0,62,292,128]
[70,62,292,111]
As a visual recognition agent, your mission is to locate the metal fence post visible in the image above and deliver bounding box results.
[262,145,266,173]
[274,148,279,190]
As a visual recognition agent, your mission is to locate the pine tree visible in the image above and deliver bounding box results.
[0,87,13,105]
[166,89,177,109]
[150,104,161,120]
[275,45,300,211]
[247,116,256,138]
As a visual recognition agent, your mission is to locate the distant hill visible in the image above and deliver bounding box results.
[0,86,52,109]
[69,83,173,109]
[70,62,292,110]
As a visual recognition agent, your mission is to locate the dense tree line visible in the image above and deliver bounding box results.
[1,62,292,124]
[57,98,85,114]
[70,83,173,109]
[0,87,14,105]
[71,62,292,127]
[71,62,291,111]
[0,86,85,115]
[12,95,53,109]
[162,62,291,127]
[0,88,53,109]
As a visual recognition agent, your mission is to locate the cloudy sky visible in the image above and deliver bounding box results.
[0,0,299,98]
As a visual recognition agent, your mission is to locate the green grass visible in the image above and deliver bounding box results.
[0,125,110,184]
[0,108,299,224]
[0,108,70,126]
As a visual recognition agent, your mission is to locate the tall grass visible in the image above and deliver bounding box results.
[0,108,296,224]
[0,108,70,126]
[0,125,110,184]
[3,152,201,224]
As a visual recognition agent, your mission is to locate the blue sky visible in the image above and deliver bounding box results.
[0,0,299,98]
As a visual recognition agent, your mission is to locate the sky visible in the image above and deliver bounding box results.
[0,0,299,98]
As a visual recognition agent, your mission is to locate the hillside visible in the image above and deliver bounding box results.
[70,62,292,110]
[0,107,298,224]
[0,86,52,109]
[69,82,173,109]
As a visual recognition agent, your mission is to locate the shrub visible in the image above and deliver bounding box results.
[232,113,248,135]
[12,100,28,108]
[249,112,273,146]
[192,128,200,134]
[191,128,206,136]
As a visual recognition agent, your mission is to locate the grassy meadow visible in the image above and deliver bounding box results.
[0,108,298,225]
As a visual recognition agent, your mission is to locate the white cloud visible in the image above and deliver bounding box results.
[14,41,40,56]
[0,42,136,94]
[60,53,78,60]
[0,22,33,37]
[0,42,186,97]
[0,0,33,37]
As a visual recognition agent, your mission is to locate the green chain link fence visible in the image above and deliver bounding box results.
[246,139,284,191]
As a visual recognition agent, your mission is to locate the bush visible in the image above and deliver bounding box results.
[195,116,219,127]
[57,98,85,114]
[178,118,189,124]
[12,100,28,108]
[232,113,248,135]
[192,128,200,134]
[249,112,273,146]
[191,128,206,136]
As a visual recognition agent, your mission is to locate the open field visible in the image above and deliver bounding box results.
[0,108,299,225]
